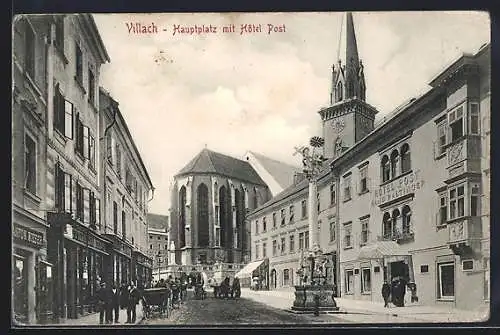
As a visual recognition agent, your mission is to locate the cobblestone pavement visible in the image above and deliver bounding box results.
[143,290,347,325]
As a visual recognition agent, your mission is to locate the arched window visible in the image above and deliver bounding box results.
[390,150,399,179]
[400,143,411,174]
[219,186,228,248]
[392,208,400,238]
[381,155,391,182]
[197,183,209,247]
[402,205,412,235]
[179,186,186,248]
[336,81,343,102]
[382,212,392,239]
[235,189,242,249]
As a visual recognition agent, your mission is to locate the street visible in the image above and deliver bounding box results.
[142,289,347,325]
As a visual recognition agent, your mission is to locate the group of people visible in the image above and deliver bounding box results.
[96,281,141,325]
[215,276,240,299]
[381,277,417,308]
[153,276,186,305]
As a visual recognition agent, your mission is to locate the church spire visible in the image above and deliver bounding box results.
[330,12,366,105]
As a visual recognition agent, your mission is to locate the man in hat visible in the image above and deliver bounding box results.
[96,282,111,325]
[126,281,141,324]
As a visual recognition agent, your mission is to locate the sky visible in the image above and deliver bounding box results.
[93,11,490,215]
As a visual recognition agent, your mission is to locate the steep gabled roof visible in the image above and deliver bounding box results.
[175,149,267,186]
[246,151,301,190]
[147,213,168,231]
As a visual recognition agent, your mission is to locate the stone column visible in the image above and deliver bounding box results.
[308,181,319,252]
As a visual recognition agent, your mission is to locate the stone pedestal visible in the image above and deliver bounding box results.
[292,284,339,312]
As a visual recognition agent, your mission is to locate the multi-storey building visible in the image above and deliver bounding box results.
[99,88,154,289]
[12,15,53,325]
[336,43,490,311]
[146,213,169,279]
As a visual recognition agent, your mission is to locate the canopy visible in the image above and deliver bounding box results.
[235,259,266,279]
[357,241,408,260]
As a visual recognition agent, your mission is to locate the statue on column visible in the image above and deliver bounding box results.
[293,136,327,180]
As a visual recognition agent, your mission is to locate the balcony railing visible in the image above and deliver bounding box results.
[378,231,414,244]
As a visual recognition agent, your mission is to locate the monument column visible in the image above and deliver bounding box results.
[308,181,319,252]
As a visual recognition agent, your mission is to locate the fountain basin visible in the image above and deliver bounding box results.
[291,284,339,312]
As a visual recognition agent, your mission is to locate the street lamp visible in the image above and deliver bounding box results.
[156,251,162,282]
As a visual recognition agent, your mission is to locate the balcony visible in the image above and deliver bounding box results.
[446,137,481,182]
[378,231,414,244]
[447,217,482,255]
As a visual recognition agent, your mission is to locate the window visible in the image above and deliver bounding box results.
[75,116,85,156]
[25,22,35,79]
[106,134,114,164]
[55,164,72,213]
[317,192,320,212]
[116,145,122,178]
[400,144,411,174]
[438,262,455,299]
[401,205,412,236]
[289,235,295,253]
[113,201,118,234]
[437,121,447,156]
[283,269,290,286]
[54,16,64,51]
[359,166,368,193]
[390,150,399,179]
[471,183,480,217]
[361,268,371,293]
[89,134,96,170]
[75,42,83,84]
[272,240,277,256]
[343,223,352,248]
[420,265,429,273]
[53,85,74,139]
[381,155,390,183]
[469,103,480,135]
[360,219,368,245]
[150,244,152,249]
[255,244,260,260]
[438,192,447,226]
[298,232,304,250]
[96,197,101,229]
[272,213,277,228]
[88,69,95,104]
[345,270,354,294]
[255,220,259,234]
[330,184,336,205]
[391,208,400,237]
[304,231,309,250]
[76,183,83,220]
[462,260,473,271]
[329,221,336,242]
[449,184,465,219]
[280,209,286,226]
[449,105,464,142]
[343,175,352,201]
[215,227,220,247]
[336,81,343,101]
[289,205,294,223]
[281,237,286,254]
[214,206,220,226]
[24,134,37,195]
[262,217,267,232]
[301,200,307,218]
[262,242,267,258]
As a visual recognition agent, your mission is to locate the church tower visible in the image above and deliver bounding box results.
[320,12,379,159]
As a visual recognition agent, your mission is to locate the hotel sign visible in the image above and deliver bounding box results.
[13,224,45,248]
[372,169,424,207]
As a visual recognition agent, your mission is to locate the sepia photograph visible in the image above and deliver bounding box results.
[11,11,490,327]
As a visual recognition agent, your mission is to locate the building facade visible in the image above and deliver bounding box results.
[12,15,53,325]
[168,149,273,266]
[99,88,154,289]
[146,213,169,279]
[336,43,490,311]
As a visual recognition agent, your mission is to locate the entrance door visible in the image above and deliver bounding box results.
[13,255,29,324]
[270,269,277,289]
[36,261,54,323]
[390,261,409,281]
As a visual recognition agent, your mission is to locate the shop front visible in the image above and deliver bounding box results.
[132,250,153,289]
[12,215,51,325]
[104,234,133,287]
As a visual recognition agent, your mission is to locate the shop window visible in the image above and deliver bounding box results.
[361,268,371,293]
[24,133,37,195]
[381,155,390,182]
[343,222,352,249]
[449,184,465,220]
[289,205,294,223]
[400,143,411,174]
[345,269,354,294]
[289,235,295,253]
[448,104,464,142]
[437,262,455,300]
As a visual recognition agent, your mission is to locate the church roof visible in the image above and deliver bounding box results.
[147,213,169,231]
[175,148,267,186]
[246,151,302,191]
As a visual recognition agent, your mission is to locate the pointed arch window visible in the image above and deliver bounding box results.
[390,150,399,179]
[381,155,390,183]
[400,143,411,174]
[179,186,186,248]
[219,185,228,248]
[197,183,209,247]
[336,81,343,102]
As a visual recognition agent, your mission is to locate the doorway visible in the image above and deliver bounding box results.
[270,269,277,289]
[390,261,409,281]
[13,254,29,324]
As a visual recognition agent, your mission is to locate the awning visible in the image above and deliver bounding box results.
[235,259,266,279]
[357,241,408,260]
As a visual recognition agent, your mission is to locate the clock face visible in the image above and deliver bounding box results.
[332,119,345,133]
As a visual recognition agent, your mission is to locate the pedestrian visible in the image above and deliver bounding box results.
[96,282,110,325]
[381,280,391,308]
[126,281,141,324]
[110,282,120,323]
[399,277,408,307]
[119,281,128,309]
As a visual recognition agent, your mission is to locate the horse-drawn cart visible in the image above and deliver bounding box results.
[141,287,171,320]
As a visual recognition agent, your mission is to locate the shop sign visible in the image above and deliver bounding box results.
[372,169,424,207]
[13,224,44,248]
